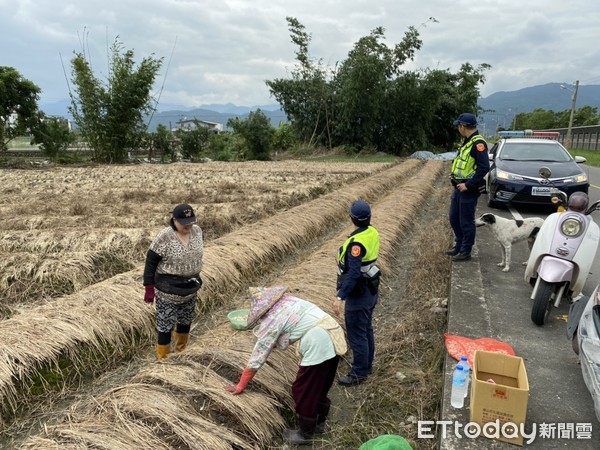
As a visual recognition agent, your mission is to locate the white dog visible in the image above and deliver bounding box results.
[475,213,545,272]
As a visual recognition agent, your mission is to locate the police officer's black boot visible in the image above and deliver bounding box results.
[452,252,472,261]
[339,373,367,386]
[445,246,460,256]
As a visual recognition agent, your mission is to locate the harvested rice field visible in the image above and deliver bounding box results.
[0,159,453,449]
[0,161,387,315]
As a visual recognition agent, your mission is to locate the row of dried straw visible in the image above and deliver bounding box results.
[0,162,390,312]
[0,159,423,429]
[0,229,154,313]
[19,161,444,449]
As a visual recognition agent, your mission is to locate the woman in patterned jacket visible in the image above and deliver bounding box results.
[225,286,346,445]
[143,203,203,359]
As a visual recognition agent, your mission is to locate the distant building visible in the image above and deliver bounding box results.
[46,115,72,131]
[175,118,223,133]
[6,113,71,134]
[7,112,18,127]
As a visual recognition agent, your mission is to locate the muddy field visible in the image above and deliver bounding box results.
[0,159,452,449]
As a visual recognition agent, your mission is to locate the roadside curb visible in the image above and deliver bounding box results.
[438,215,600,449]
[439,247,514,449]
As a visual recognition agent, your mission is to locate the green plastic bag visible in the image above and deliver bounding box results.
[359,434,413,450]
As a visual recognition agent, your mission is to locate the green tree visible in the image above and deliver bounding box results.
[572,105,600,126]
[267,18,488,155]
[0,67,41,151]
[517,109,558,130]
[554,110,570,128]
[178,123,212,160]
[426,63,491,151]
[331,26,422,151]
[69,38,163,163]
[149,124,177,161]
[272,121,298,152]
[227,109,275,160]
[381,71,431,152]
[266,17,332,147]
[512,106,599,130]
[30,113,75,159]
[208,132,235,161]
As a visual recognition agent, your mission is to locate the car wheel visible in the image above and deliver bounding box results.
[486,183,499,208]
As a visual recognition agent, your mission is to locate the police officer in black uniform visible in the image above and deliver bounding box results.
[333,200,381,386]
[447,113,490,261]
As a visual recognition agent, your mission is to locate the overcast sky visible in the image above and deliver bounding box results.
[3,0,600,109]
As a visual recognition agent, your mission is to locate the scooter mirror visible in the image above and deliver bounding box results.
[539,167,552,179]
[587,200,600,215]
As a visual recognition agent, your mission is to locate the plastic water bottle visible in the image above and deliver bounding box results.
[450,365,467,408]
[459,356,471,398]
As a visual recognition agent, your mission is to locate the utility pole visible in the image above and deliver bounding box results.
[512,108,518,131]
[562,80,579,149]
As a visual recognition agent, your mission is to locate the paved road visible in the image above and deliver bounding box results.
[439,163,600,449]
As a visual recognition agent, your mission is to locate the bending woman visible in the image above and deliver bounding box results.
[225,286,346,445]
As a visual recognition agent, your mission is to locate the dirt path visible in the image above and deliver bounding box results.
[309,176,453,449]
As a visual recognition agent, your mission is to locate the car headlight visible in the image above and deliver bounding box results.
[497,170,524,181]
[575,173,588,183]
[561,217,583,237]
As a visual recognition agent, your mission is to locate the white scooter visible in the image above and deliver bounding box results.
[524,168,600,326]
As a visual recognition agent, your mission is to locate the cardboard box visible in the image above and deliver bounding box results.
[469,350,529,446]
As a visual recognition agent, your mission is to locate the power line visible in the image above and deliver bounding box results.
[580,75,600,84]
[146,36,178,131]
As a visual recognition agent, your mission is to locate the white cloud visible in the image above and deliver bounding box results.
[2,0,599,107]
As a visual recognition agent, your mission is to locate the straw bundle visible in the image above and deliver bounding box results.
[0,161,391,311]
[187,159,424,307]
[19,161,444,449]
[0,272,154,415]
[0,228,154,310]
[0,228,154,255]
[0,161,421,426]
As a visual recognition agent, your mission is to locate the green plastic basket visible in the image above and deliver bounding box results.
[227,309,250,330]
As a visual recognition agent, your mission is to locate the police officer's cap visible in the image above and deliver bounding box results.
[350,200,371,220]
[453,113,477,127]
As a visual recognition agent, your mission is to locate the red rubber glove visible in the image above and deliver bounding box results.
[225,368,256,395]
[144,285,155,304]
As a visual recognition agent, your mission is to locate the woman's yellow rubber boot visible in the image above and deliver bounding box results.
[156,344,170,359]
[174,333,189,352]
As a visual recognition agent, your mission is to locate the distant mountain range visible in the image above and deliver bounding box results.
[144,104,287,131]
[39,99,287,131]
[477,82,600,133]
[39,82,600,133]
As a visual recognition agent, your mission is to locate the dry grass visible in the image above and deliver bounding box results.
[17,161,447,449]
[0,160,424,431]
[0,161,386,231]
[322,188,453,450]
[0,161,390,314]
